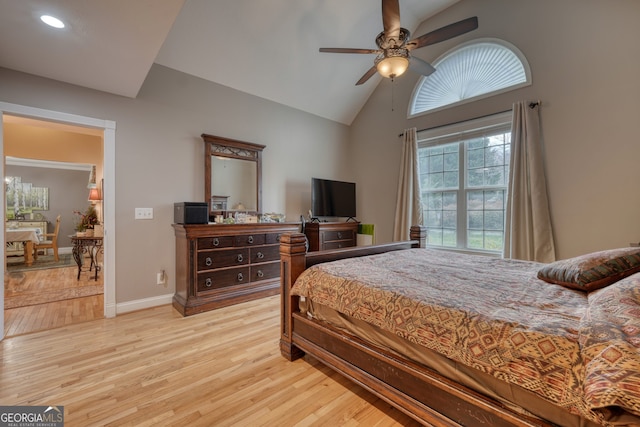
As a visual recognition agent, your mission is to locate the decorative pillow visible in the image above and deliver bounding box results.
[537,247,640,291]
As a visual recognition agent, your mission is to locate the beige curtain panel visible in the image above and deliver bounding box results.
[503,101,556,262]
[393,128,423,241]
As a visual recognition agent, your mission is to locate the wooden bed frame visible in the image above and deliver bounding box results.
[279,225,553,427]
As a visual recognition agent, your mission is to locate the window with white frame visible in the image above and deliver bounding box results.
[409,39,530,117]
[418,112,512,253]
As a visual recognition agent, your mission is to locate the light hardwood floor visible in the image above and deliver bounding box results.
[0,295,421,426]
[4,265,104,337]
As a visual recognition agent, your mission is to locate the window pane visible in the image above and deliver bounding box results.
[427,173,443,189]
[443,171,458,188]
[485,231,504,251]
[442,229,457,247]
[409,41,530,115]
[467,168,484,187]
[467,230,484,249]
[484,210,504,230]
[485,145,504,167]
[443,152,458,171]
[419,128,510,253]
[466,189,506,250]
[425,193,442,210]
[467,191,483,210]
[467,148,484,169]
[429,146,444,156]
[429,155,444,172]
[426,210,442,227]
[484,190,504,210]
[467,138,484,150]
[427,228,443,245]
[468,211,483,229]
[422,188,457,248]
[443,210,457,228]
[443,192,457,209]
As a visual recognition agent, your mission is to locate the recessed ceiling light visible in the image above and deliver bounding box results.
[40,15,65,29]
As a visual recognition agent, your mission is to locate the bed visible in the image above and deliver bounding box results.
[279,226,640,426]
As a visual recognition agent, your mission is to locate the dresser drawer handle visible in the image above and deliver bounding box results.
[237,272,244,282]
[256,251,264,259]
[237,254,244,263]
[212,238,220,247]
[257,270,264,278]
[205,257,213,267]
[205,278,212,287]
[247,235,254,244]
[276,234,281,242]
[337,232,342,239]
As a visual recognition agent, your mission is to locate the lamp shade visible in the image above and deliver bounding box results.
[376,51,409,79]
[88,187,101,202]
[376,57,409,78]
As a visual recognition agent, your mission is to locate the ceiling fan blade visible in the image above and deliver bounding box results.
[409,56,436,77]
[407,16,478,50]
[382,0,401,43]
[356,66,378,85]
[319,48,380,54]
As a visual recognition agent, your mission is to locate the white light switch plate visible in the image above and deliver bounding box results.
[135,207,153,220]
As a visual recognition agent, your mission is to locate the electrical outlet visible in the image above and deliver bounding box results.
[135,208,153,220]
[157,270,166,285]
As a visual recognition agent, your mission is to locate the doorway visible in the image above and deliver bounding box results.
[0,102,116,341]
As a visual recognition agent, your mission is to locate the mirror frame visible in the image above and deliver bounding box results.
[203,133,264,219]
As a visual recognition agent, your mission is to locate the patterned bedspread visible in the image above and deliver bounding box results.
[291,248,640,425]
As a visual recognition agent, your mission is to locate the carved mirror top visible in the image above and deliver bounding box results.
[209,143,260,160]
[203,134,264,219]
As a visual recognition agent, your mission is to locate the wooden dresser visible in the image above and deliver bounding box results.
[304,221,359,251]
[173,222,299,316]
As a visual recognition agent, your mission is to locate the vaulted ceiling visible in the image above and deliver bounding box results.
[0,0,459,125]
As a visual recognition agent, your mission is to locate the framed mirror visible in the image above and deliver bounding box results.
[203,134,264,219]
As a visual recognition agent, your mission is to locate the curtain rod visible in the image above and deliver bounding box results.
[398,102,539,137]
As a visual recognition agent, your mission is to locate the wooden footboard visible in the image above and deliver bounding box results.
[279,225,551,427]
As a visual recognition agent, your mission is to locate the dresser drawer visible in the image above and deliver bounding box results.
[235,234,266,246]
[323,240,354,250]
[197,248,249,270]
[265,232,287,244]
[322,229,354,242]
[198,236,235,249]
[250,262,280,281]
[197,267,250,292]
[250,245,280,263]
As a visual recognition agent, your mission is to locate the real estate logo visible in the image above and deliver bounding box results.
[0,406,64,427]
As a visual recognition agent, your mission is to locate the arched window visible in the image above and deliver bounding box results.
[409,39,531,117]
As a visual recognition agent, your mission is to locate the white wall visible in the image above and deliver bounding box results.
[0,64,350,303]
[349,0,640,258]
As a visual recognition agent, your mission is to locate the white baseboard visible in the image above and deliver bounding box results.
[116,293,174,314]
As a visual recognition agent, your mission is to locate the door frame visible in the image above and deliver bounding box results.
[0,102,116,341]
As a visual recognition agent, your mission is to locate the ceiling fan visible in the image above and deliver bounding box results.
[319,0,478,85]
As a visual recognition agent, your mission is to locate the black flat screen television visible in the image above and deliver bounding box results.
[311,178,356,218]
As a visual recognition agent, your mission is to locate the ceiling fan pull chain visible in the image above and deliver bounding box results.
[391,77,395,112]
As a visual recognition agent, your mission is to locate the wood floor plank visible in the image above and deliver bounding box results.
[0,296,420,426]
[4,264,104,337]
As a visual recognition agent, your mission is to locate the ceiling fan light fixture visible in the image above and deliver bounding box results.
[375,49,409,79]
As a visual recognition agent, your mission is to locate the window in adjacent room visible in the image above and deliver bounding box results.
[409,39,530,117]
[418,112,511,253]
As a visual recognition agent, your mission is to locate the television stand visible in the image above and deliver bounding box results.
[345,217,358,222]
[304,221,359,251]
